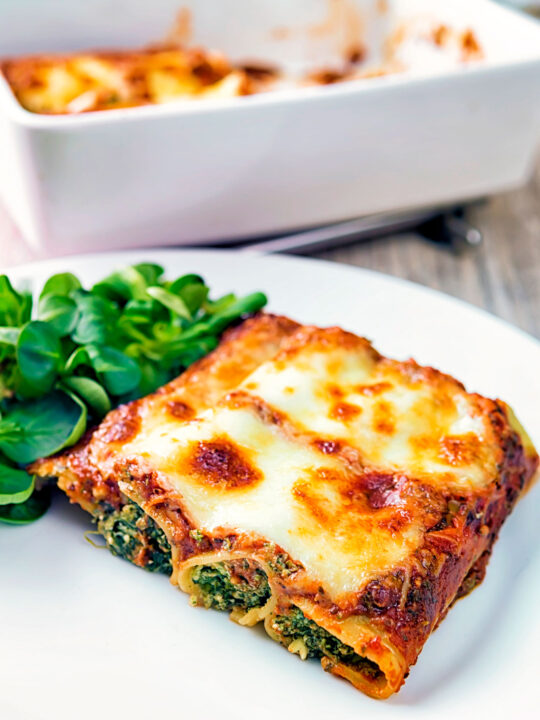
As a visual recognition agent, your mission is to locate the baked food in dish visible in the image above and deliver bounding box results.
[1,21,483,116]
[32,313,538,699]
[0,46,248,114]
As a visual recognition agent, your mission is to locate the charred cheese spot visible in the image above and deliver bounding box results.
[376,510,413,535]
[438,434,482,466]
[330,402,362,422]
[326,383,345,399]
[408,386,457,421]
[293,478,335,527]
[224,391,287,430]
[432,24,451,47]
[411,432,484,469]
[340,471,404,511]
[186,438,262,490]
[312,439,342,455]
[372,401,395,435]
[354,382,392,397]
[166,400,195,420]
[410,435,438,453]
[461,29,483,61]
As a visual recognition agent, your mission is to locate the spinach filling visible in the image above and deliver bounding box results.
[96,502,172,574]
[91,506,380,680]
[191,560,271,611]
[272,607,382,679]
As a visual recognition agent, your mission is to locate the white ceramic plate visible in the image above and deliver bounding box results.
[2,250,539,720]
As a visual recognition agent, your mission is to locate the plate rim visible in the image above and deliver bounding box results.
[7,246,540,350]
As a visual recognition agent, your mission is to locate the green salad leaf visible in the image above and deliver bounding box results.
[146,285,192,319]
[0,275,32,327]
[0,464,35,505]
[39,272,81,299]
[85,345,142,396]
[71,293,114,345]
[61,376,111,417]
[63,346,90,374]
[0,327,21,345]
[0,489,51,525]
[0,390,86,464]
[0,264,267,525]
[38,294,79,337]
[16,321,62,395]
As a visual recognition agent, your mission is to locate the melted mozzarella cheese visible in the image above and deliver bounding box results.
[242,338,496,490]
[125,406,424,598]
[115,327,503,599]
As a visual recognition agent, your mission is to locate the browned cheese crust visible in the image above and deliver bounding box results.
[32,313,299,515]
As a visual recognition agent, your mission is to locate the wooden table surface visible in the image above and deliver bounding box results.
[315,161,540,340]
[1,162,539,340]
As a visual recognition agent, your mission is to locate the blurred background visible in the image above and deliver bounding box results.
[300,0,540,339]
[0,0,539,337]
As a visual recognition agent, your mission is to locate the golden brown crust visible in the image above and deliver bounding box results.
[30,313,299,513]
[183,438,263,490]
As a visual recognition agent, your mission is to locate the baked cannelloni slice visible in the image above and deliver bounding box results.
[32,315,538,699]
[32,313,300,570]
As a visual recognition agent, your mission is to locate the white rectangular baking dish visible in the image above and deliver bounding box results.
[1,0,540,257]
